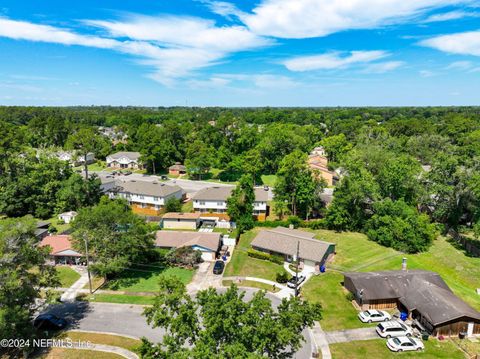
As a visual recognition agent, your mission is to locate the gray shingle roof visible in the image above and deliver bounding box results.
[251,227,335,263]
[192,186,269,202]
[107,151,141,161]
[155,231,221,252]
[115,179,183,197]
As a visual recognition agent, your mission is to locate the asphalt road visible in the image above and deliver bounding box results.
[45,288,312,358]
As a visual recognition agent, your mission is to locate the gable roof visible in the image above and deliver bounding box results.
[39,235,82,257]
[107,151,141,161]
[192,186,268,202]
[169,163,186,171]
[251,227,334,263]
[155,231,221,252]
[344,270,480,326]
[115,180,183,197]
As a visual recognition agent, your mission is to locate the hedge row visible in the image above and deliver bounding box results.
[255,218,327,230]
[247,249,284,265]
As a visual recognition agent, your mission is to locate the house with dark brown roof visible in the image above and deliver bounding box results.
[168,162,187,176]
[155,231,221,261]
[344,270,480,337]
[39,235,82,265]
[251,227,335,272]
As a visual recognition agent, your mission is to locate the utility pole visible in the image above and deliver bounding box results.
[83,235,93,294]
[294,241,300,297]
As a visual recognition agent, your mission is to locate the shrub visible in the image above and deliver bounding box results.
[247,249,272,261]
[270,254,284,265]
[345,292,355,302]
[276,271,289,283]
[287,216,302,228]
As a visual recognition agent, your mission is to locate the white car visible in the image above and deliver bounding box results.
[287,275,306,289]
[358,309,391,323]
[386,336,424,352]
[376,321,413,338]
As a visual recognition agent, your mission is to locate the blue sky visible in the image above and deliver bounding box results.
[0,0,479,106]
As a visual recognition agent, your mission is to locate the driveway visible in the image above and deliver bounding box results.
[44,288,312,358]
[324,327,379,344]
[187,261,222,293]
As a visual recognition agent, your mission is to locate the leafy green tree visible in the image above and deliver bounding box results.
[71,197,154,279]
[365,199,436,253]
[56,173,102,213]
[140,277,322,358]
[227,174,255,235]
[240,148,263,185]
[320,134,352,163]
[185,140,214,180]
[274,150,325,218]
[164,197,182,213]
[165,247,202,268]
[0,216,59,343]
[65,127,103,180]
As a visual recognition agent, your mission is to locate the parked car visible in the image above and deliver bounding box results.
[376,321,413,338]
[287,275,306,288]
[123,170,132,176]
[386,336,424,352]
[358,309,392,323]
[213,260,225,275]
[33,314,68,330]
[263,185,269,191]
[160,175,168,180]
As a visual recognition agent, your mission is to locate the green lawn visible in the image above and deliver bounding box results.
[261,174,277,187]
[329,338,466,359]
[77,293,155,305]
[224,228,285,282]
[45,216,71,234]
[181,200,193,213]
[43,348,125,359]
[103,266,195,292]
[223,280,280,293]
[60,331,141,351]
[56,266,81,287]
[301,229,480,331]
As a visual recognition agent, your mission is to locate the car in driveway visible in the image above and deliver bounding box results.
[33,314,68,330]
[213,260,225,275]
[287,275,306,288]
[386,336,424,352]
[358,309,392,323]
[376,321,413,338]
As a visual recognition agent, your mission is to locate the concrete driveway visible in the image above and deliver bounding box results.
[187,261,222,293]
[44,287,312,358]
[325,327,379,344]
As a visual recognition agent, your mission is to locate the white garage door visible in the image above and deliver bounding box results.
[201,251,214,261]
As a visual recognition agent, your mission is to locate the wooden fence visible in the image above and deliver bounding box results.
[448,229,480,257]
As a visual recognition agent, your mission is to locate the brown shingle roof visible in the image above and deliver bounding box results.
[162,212,201,220]
[155,231,221,252]
[251,227,334,263]
[192,186,268,202]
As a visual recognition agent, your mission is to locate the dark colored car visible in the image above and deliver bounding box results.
[160,175,168,180]
[123,170,132,176]
[33,314,68,331]
[213,260,225,275]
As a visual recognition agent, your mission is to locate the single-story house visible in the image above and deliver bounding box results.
[108,179,184,216]
[39,235,82,265]
[251,226,335,272]
[106,151,143,170]
[162,212,201,230]
[344,270,480,337]
[57,151,95,167]
[155,231,221,261]
[58,211,78,224]
[169,162,187,175]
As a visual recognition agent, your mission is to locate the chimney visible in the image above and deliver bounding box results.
[401,257,407,271]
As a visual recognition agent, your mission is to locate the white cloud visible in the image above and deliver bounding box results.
[0,15,271,85]
[423,10,479,23]
[238,0,472,39]
[362,61,405,73]
[420,30,480,56]
[283,51,388,72]
[445,60,473,70]
[420,70,435,77]
[202,1,247,19]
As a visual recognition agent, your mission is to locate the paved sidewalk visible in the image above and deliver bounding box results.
[311,322,331,359]
[222,276,293,299]
[325,327,378,344]
[57,342,138,359]
[60,267,90,302]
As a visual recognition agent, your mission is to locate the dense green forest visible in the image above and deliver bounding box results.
[1,106,479,252]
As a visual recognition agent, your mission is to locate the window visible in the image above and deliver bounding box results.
[139,195,144,200]
[199,201,206,205]
[217,202,224,206]
[154,197,159,202]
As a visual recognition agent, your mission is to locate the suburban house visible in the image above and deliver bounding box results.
[308,146,335,186]
[192,186,269,221]
[35,221,50,240]
[39,235,82,265]
[162,212,201,230]
[155,231,221,261]
[58,211,78,224]
[169,162,187,176]
[251,227,335,272]
[106,151,143,170]
[108,179,184,216]
[57,151,95,167]
[344,270,480,337]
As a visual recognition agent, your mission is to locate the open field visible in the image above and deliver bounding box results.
[57,266,81,287]
[224,228,285,282]
[329,338,466,359]
[260,174,277,187]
